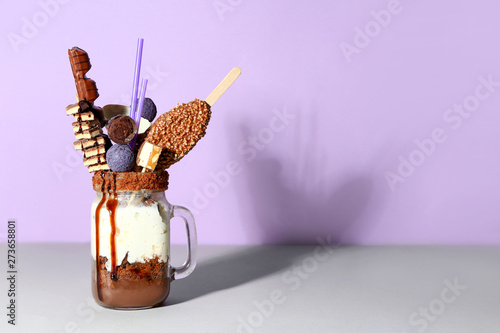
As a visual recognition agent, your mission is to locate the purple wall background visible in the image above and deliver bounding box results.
[1,0,500,244]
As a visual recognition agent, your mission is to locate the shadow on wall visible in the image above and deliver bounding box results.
[164,109,387,305]
[233,115,383,244]
[241,157,374,244]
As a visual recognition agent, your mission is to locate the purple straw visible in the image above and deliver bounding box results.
[129,38,144,121]
[129,78,148,149]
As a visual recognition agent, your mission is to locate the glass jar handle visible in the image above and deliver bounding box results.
[171,205,197,280]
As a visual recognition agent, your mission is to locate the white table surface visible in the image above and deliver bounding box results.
[1,243,499,333]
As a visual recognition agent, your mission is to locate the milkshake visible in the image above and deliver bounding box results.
[91,171,175,309]
[64,42,239,309]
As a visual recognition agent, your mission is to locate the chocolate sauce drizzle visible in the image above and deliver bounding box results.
[95,172,119,301]
[106,193,118,281]
[95,173,106,301]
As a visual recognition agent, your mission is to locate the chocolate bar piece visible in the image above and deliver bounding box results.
[68,47,91,78]
[75,78,98,104]
[68,47,99,103]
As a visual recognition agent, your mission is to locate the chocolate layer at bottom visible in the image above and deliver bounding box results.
[92,255,170,309]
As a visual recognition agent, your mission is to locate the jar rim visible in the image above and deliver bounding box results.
[92,171,169,192]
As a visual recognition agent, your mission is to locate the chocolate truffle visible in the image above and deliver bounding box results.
[107,115,137,144]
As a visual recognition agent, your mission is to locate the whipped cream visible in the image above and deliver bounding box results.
[91,195,170,271]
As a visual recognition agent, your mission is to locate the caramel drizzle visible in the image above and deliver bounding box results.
[108,173,118,281]
[106,193,118,281]
[94,172,106,301]
[94,172,120,302]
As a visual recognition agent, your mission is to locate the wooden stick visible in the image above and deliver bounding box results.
[205,67,241,107]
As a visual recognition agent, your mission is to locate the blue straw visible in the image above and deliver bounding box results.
[129,38,144,121]
[129,78,148,149]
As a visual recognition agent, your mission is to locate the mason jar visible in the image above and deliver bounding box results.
[90,171,197,309]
